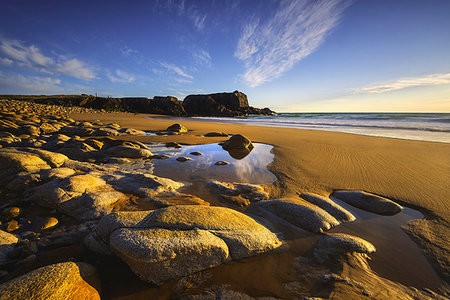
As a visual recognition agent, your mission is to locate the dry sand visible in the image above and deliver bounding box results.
[70,111,450,294]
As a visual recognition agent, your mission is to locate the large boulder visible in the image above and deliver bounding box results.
[96,205,281,284]
[0,262,100,299]
[332,190,403,215]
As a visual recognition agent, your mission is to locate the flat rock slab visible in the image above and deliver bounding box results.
[256,198,340,233]
[0,262,100,299]
[332,190,403,215]
[300,193,356,223]
[208,180,269,204]
[97,205,281,284]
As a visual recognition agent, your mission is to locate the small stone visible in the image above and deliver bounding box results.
[1,207,21,219]
[20,231,36,239]
[215,161,229,166]
[5,220,19,232]
[176,156,191,162]
[39,217,58,231]
[153,154,170,159]
[190,151,203,156]
[166,142,182,148]
[166,123,187,134]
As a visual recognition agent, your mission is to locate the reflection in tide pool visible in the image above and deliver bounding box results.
[148,143,276,185]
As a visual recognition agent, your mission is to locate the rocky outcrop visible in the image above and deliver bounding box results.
[0,262,101,299]
[255,198,340,233]
[300,193,356,223]
[96,206,281,284]
[182,91,275,116]
[332,190,403,215]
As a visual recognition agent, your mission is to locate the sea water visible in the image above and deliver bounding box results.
[192,113,450,143]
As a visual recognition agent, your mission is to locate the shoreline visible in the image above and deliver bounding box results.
[70,111,450,289]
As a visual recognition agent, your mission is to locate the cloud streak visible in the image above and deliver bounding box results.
[107,69,135,83]
[0,73,63,94]
[160,62,193,80]
[0,38,96,80]
[235,0,349,87]
[353,73,450,94]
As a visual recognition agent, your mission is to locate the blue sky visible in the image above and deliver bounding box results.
[0,0,449,112]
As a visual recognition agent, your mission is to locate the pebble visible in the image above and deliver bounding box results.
[5,220,19,232]
[190,151,203,156]
[215,161,229,166]
[176,157,191,162]
[1,207,21,219]
[166,142,182,148]
[39,217,58,230]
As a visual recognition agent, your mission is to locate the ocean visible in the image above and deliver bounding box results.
[192,113,450,143]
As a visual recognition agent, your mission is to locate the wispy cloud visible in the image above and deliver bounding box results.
[352,73,450,94]
[0,38,96,80]
[160,62,193,80]
[0,73,63,93]
[235,0,349,87]
[120,46,138,58]
[192,49,211,67]
[106,69,135,83]
[0,57,13,66]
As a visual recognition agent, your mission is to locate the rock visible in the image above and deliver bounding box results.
[154,193,210,207]
[1,207,21,219]
[221,134,254,151]
[166,123,188,134]
[23,149,68,167]
[105,145,153,158]
[0,148,50,173]
[153,154,170,159]
[94,127,120,136]
[5,220,19,232]
[0,262,101,299]
[166,142,182,148]
[10,241,38,259]
[190,151,203,156]
[255,198,340,233]
[84,232,112,256]
[0,230,18,265]
[39,217,59,231]
[105,172,183,198]
[204,132,229,137]
[97,206,281,284]
[220,195,251,207]
[176,156,191,162]
[119,128,146,135]
[215,161,229,165]
[332,190,403,215]
[314,233,376,263]
[28,173,127,220]
[300,193,356,223]
[208,180,269,202]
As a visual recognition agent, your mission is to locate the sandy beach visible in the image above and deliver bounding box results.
[67,111,450,297]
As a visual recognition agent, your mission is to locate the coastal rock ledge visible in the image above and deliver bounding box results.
[95,205,281,284]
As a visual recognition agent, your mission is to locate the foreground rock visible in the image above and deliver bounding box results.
[300,192,356,223]
[256,198,340,233]
[0,230,18,265]
[314,233,376,263]
[332,190,403,215]
[96,205,281,284]
[0,262,100,299]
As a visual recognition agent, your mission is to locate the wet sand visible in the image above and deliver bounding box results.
[70,111,450,297]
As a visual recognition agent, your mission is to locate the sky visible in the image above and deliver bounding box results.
[0,0,449,112]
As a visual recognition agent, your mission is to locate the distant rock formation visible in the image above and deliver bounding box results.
[0,91,275,117]
[183,90,275,117]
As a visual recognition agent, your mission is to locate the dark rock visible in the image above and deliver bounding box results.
[190,151,202,156]
[221,134,254,151]
[215,161,229,166]
[204,132,229,137]
[176,157,191,162]
[165,142,182,148]
[166,123,187,134]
